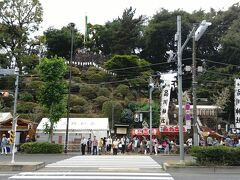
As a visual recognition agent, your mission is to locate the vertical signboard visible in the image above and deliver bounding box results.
[160,80,171,125]
[235,78,240,128]
[185,103,191,129]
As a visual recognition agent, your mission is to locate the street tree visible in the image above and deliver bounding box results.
[38,56,67,142]
[0,0,43,70]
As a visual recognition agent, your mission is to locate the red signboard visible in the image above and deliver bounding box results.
[159,125,187,135]
[131,128,160,136]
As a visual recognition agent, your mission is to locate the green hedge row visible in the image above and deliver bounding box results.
[20,142,64,154]
[189,146,240,166]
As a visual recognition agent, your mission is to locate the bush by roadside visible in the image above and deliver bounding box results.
[20,142,64,154]
[189,146,240,166]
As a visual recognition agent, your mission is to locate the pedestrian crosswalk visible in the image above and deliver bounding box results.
[9,155,174,180]
[9,172,174,179]
[45,155,162,169]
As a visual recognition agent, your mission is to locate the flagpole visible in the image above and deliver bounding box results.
[84,15,88,47]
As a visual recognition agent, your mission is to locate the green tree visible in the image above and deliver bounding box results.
[44,24,83,59]
[104,55,151,79]
[102,100,123,125]
[38,57,67,142]
[140,9,192,68]
[0,0,43,70]
[112,7,145,54]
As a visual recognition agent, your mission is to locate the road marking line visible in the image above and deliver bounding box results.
[9,175,174,179]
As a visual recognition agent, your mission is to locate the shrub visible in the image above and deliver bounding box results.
[97,87,111,97]
[19,92,34,101]
[20,142,63,154]
[70,95,87,106]
[94,96,109,109]
[189,146,240,166]
[114,84,130,98]
[17,102,38,113]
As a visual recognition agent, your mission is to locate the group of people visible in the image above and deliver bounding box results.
[202,136,240,147]
[131,136,178,155]
[80,136,131,155]
[79,135,178,155]
[186,135,240,147]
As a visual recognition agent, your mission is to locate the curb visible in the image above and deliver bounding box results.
[0,162,45,171]
[163,162,240,174]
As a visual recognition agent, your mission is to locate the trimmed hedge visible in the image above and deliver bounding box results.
[189,146,240,166]
[20,142,64,154]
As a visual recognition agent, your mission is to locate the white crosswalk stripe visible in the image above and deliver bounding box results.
[46,155,161,169]
[9,172,174,179]
[9,156,174,180]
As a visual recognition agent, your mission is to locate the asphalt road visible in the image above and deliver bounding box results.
[0,153,238,180]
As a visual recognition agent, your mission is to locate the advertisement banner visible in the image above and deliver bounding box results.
[160,80,171,125]
[235,78,240,128]
[185,103,191,129]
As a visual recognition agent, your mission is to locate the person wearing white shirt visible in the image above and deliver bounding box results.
[81,137,87,155]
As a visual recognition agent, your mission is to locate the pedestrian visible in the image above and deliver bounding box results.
[154,138,159,155]
[207,136,213,146]
[106,136,112,154]
[186,137,193,147]
[98,138,103,155]
[142,137,147,155]
[120,136,126,154]
[87,138,92,154]
[25,135,31,142]
[81,137,87,155]
[112,138,119,155]
[92,136,98,155]
[1,134,8,155]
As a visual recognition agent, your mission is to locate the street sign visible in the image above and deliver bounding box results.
[0,69,15,75]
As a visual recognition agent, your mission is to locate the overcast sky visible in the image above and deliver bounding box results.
[38,0,240,34]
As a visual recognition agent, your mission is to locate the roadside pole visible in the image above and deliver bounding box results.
[0,68,19,163]
[11,67,19,163]
[177,16,184,162]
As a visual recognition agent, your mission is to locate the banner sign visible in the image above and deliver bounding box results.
[185,103,191,129]
[235,78,240,128]
[131,128,160,136]
[160,80,171,125]
[159,125,187,134]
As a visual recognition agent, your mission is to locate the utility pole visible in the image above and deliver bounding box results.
[177,16,184,162]
[192,27,198,146]
[149,76,153,154]
[11,67,19,163]
[64,23,75,154]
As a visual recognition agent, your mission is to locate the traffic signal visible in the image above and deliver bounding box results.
[9,130,15,144]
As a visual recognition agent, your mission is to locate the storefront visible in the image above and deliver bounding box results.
[159,125,187,141]
[131,128,160,139]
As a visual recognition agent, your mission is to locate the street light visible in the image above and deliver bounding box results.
[176,16,211,162]
[64,23,75,154]
[192,21,211,146]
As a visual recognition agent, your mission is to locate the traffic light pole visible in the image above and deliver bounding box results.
[11,68,19,163]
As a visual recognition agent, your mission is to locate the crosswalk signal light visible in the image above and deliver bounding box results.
[9,130,15,144]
